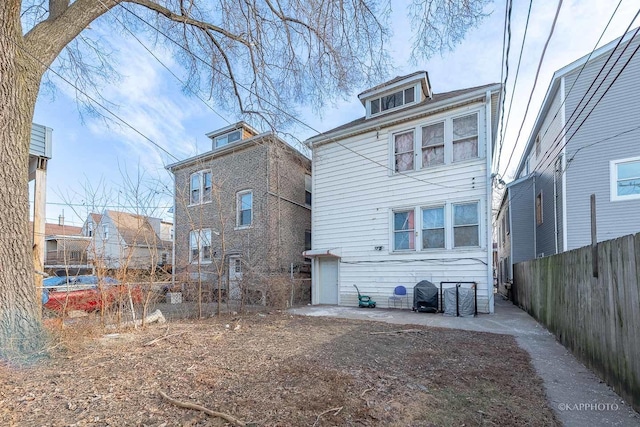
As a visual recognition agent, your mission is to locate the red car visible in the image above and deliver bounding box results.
[43,276,142,312]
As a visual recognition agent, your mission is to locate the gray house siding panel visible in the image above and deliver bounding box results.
[30,123,52,158]
[564,35,640,250]
[509,177,535,264]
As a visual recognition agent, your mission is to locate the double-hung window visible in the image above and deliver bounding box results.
[392,202,480,251]
[422,206,445,249]
[393,210,415,250]
[190,170,212,204]
[453,202,479,247]
[189,229,212,263]
[421,122,445,167]
[190,173,200,204]
[237,190,253,227]
[392,112,479,173]
[452,114,478,162]
[305,175,312,206]
[102,224,109,240]
[611,157,640,201]
[394,131,414,172]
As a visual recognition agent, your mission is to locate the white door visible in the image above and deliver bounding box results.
[229,256,242,300]
[318,258,339,304]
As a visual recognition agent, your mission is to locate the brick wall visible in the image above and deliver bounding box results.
[171,135,311,286]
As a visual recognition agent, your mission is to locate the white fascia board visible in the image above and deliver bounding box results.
[357,72,429,104]
[204,122,259,139]
[308,84,501,148]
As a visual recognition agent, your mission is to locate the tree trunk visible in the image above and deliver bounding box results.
[0,2,48,361]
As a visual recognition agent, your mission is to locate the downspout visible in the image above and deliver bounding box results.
[485,90,494,314]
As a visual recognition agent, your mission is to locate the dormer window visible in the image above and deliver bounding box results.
[370,87,416,115]
[214,129,242,149]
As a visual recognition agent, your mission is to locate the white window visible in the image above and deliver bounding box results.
[305,174,312,206]
[393,131,414,172]
[535,134,541,157]
[237,190,253,227]
[190,173,200,204]
[422,206,445,249]
[189,229,212,263]
[214,129,242,148]
[421,122,445,167]
[611,157,640,201]
[87,222,93,237]
[453,202,479,247]
[190,170,212,205]
[102,224,109,240]
[393,210,415,251]
[370,86,416,116]
[391,111,480,173]
[452,113,478,162]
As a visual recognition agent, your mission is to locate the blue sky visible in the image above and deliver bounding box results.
[31,0,638,226]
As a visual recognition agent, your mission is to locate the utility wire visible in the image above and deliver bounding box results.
[501,0,563,175]
[115,2,481,191]
[495,0,532,174]
[97,0,232,126]
[494,0,513,174]
[11,41,181,163]
[527,8,638,177]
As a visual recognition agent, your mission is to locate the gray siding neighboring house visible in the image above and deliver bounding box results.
[166,122,311,299]
[497,30,640,292]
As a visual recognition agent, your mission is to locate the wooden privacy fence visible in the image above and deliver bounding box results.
[513,232,640,412]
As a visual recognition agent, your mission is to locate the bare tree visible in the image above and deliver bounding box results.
[0,0,490,360]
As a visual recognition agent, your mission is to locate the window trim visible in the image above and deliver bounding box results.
[390,201,482,252]
[305,174,312,207]
[452,201,480,248]
[452,112,479,163]
[610,156,640,201]
[102,224,109,241]
[368,85,418,117]
[392,208,416,252]
[213,129,242,149]
[389,109,482,174]
[189,229,213,264]
[189,169,213,206]
[392,129,415,173]
[421,205,446,250]
[236,190,253,229]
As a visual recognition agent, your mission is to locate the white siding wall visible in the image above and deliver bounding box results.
[312,101,492,312]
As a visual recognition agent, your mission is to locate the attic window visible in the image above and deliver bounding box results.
[370,87,416,115]
[214,129,242,149]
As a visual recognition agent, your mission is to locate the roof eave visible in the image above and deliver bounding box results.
[308,84,501,147]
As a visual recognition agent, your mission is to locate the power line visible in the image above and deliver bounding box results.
[96,0,232,127]
[494,0,513,174]
[501,0,563,175]
[115,2,484,191]
[527,9,638,177]
[11,41,181,163]
[495,0,532,175]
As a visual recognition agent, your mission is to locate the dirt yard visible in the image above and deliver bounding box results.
[0,312,558,426]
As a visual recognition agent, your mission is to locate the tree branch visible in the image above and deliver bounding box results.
[48,0,70,20]
[126,0,251,47]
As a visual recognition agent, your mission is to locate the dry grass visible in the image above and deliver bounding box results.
[0,313,558,426]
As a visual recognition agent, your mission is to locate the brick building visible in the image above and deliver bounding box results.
[166,122,311,300]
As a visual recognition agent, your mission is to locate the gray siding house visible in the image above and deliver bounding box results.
[497,30,640,292]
